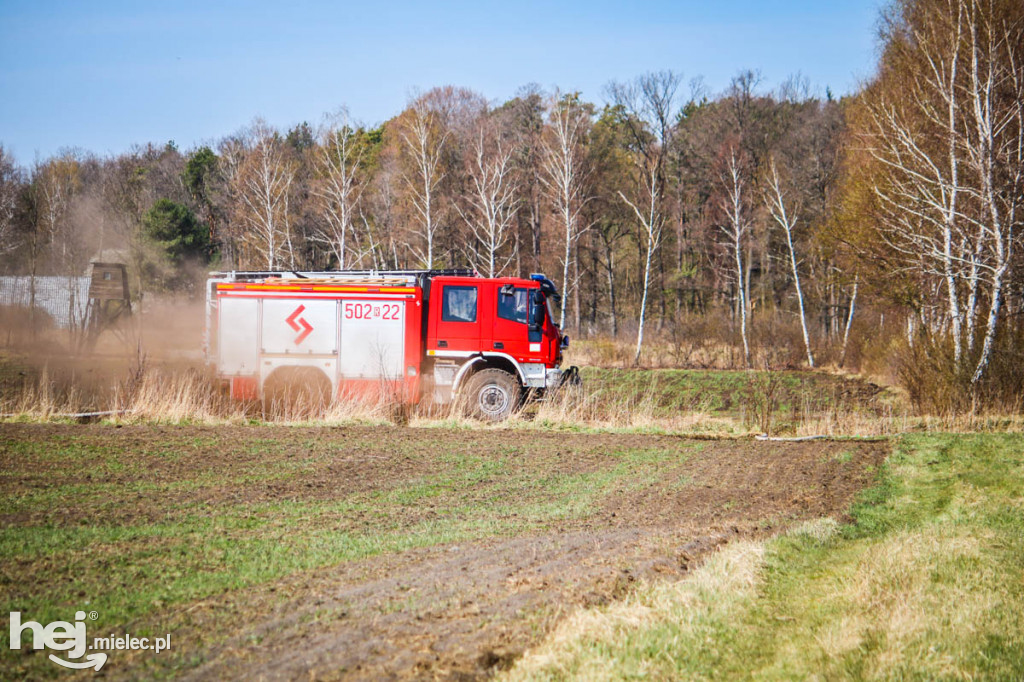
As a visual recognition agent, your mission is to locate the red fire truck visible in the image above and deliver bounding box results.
[204,269,577,420]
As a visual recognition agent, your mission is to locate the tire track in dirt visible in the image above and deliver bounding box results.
[0,424,887,680]
[157,433,884,681]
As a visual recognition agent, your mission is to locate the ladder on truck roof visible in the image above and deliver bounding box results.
[205,269,478,305]
[208,268,477,283]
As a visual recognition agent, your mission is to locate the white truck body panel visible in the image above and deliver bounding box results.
[339,299,406,379]
[218,298,259,376]
[210,276,416,395]
[260,299,338,356]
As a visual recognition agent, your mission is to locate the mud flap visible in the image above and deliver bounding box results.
[559,365,582,388]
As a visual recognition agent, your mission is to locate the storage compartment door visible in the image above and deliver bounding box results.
[218,297,259,375]
[261,299,338,355]
[340,300,405,379]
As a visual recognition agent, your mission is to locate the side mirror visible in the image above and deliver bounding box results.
[529,291,545,331]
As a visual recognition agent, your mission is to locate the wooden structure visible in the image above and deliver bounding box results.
[88,262,130,301]
[85,262,131,345]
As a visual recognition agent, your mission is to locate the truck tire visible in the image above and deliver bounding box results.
[263,367,332,416]
[464,368,521,422]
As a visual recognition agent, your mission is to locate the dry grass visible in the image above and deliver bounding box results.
[2,366,86,418]
[567,336,740,370]
[0,360,403,426]
[518,382,742,434]
[504,540,768,682]
[817,528,993,677]
[502,435,1024,679]
[114,368,246,423]
[3,350,1024,437]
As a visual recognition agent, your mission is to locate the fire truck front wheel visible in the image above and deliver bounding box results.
[464,369,521,422]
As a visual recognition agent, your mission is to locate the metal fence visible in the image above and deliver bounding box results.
[0,276,91,328]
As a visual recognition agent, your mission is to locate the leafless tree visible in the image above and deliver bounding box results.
[720,148,751,367]
[362,148,401,270]
[232,120,297,270]
[399,95,450,269]
[312,108,364,269]
[765,158,814,367]
[608,70,681,363]
[461,123,519,277]
[960,0,1023,382]
[540,92,591,327]
[33,152,80,274]
[866,0,1024,383]
[0,145,21,258]
[868,0,969,366]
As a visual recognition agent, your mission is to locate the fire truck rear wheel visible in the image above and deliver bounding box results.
[465,369,521,422]
[263,367,332,413]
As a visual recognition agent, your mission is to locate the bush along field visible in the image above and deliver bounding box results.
[504,433,1024,681]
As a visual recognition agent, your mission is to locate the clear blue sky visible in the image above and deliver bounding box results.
[0,0,883,166]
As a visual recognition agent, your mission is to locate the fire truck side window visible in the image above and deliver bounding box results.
[441,285,478,322]
[497,288,529,324]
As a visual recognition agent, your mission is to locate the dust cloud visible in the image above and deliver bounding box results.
[0,294,211,413]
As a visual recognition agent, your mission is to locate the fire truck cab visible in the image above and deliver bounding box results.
[205,269,576,420]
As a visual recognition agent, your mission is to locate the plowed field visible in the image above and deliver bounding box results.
[0,424,887,680]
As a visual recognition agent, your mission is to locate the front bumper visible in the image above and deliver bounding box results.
[544,366,563,388]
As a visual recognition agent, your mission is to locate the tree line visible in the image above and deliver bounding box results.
[1,0,1021,410]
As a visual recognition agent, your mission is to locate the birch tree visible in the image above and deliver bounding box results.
[960,0,1023,383]
[720,149,751,367]
[31,152,86,343]
[312,108,364,269]
[0,145,21,258]
[862,0,1024,384]
[215,134,248,266]
[363,149,401,270]
[33,153,81,274]
[765,158,814,367]
[608,71,681,363]
[398,96,449,269]
[540,92,591,327]
[840,275,859,368]
[461,123,519,277]
[867,0,970,366]
[233,120,297,270]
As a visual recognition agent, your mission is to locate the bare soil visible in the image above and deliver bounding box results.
[0,424,888,680]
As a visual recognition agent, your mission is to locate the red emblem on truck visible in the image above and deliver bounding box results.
[285,305,313,345]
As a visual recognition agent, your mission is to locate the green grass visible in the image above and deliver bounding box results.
[505,433,1024,680]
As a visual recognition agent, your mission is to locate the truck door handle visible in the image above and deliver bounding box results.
[438,340,448,348]
[493,342,504,350]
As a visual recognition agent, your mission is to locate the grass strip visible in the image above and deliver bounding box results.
[504,433,1024,680]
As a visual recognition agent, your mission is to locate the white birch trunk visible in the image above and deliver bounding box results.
[721,151,750,368]
[619,165,662,365]
[766,160,814,368]
[400,100,448,269]
[840,277,858,368]
[540,94,590,328]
